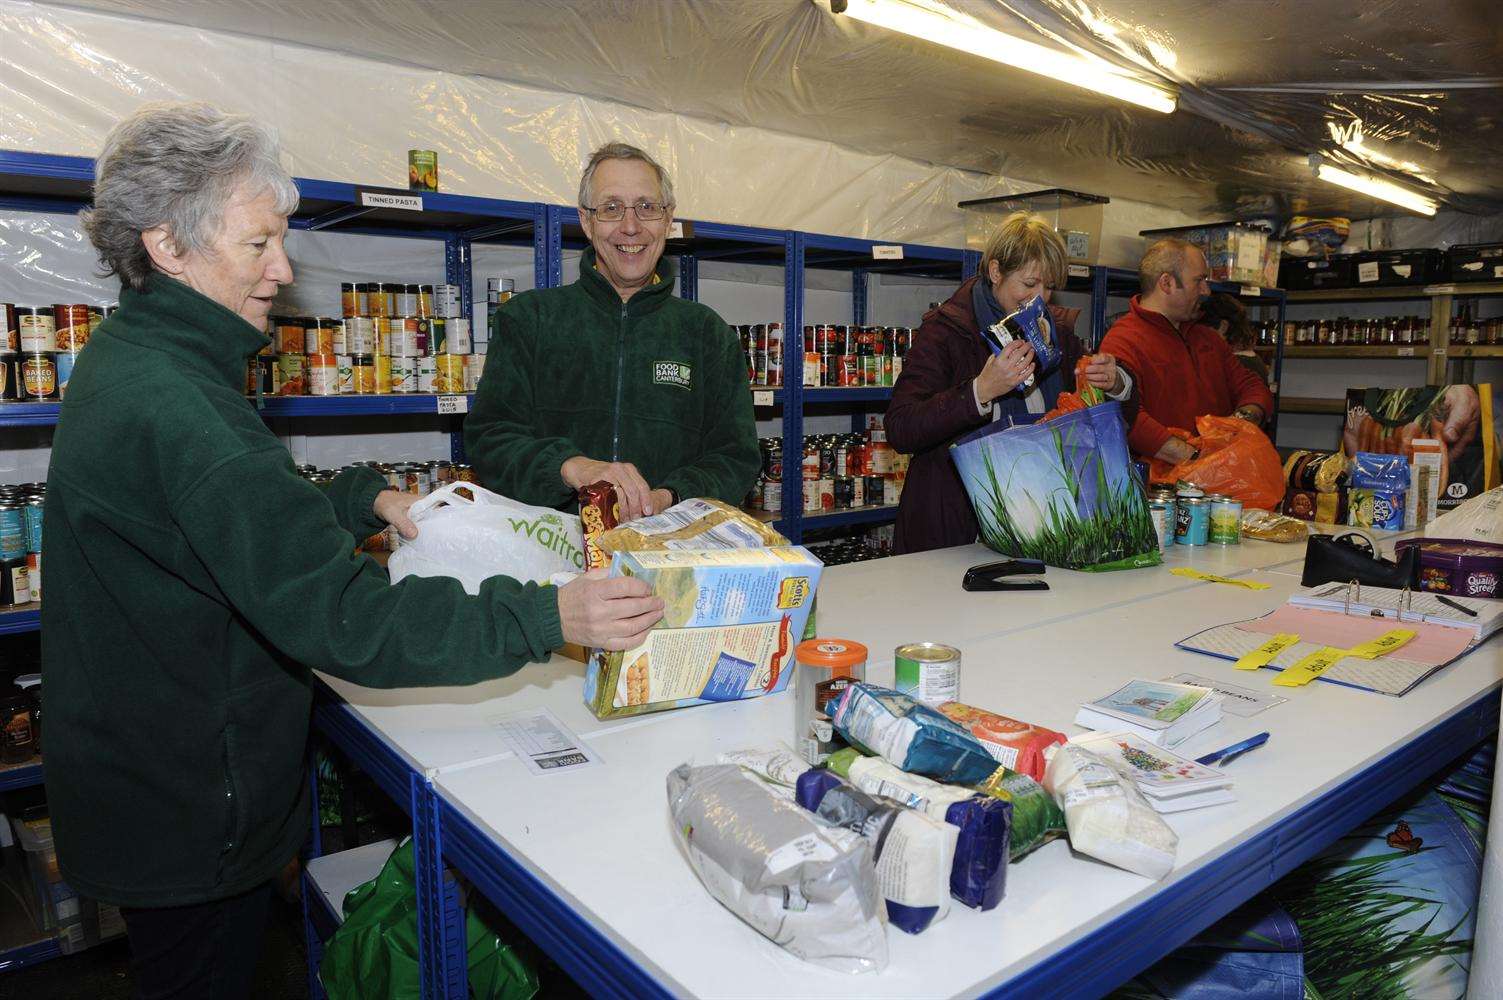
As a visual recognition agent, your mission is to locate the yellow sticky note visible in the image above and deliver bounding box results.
[1234,633,1301,671]
[1274,646,1346,687]
[1170,568,1271,591]
[1344,629,1417,660]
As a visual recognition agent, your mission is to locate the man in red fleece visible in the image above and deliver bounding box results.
[1101,238,1275,463]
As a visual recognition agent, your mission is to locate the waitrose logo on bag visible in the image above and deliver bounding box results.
[653,361,692,389]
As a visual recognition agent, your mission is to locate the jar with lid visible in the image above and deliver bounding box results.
[0,683,35,764]
[793,638,867,766]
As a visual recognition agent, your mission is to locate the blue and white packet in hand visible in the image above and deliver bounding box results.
[981,295,1060,387]
[831,683,1001,786]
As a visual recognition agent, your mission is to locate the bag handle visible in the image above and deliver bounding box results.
[407,481,482,521]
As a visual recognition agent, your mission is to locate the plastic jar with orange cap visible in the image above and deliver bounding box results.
[794,638,867,766]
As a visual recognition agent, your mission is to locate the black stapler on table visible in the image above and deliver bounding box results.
[962,559,1048,592]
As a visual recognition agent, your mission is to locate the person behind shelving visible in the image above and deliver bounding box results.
[42,102,663,1000]
[1200,291,1270,384]
[1101,238,1275,464]
[464,142,759,522]
[884,212,1139,554]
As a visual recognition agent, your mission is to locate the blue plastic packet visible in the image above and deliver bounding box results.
[944,795,1012,910]
[831,683,1001,786]
[1351,451,1408,530]
[795,769,955,934]
[981,294,1060,385]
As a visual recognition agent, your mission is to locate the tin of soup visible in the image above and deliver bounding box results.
[306,354,338,396]
[52,304,91,352]
[1207,494,1243,545]
[275,354,306,396]
[894,642,961,706]
[18,308,55,353]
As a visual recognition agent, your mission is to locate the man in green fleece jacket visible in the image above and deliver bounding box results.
[466,142,760,522]
[45,103,662,999]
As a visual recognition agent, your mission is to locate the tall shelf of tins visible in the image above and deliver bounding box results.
[0,148,551,973]
[1267,277,1503,451]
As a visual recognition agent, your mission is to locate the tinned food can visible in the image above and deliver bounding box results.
[19,353,58,401]
[375,354,393,394]
[0,558,29,608]
[441,317,472,355]
[408,149,438,192]
[52,304,91,352]
[434,354,465,394]
[0,504,25,561]
[351,354,376,394]
[416,355,438,394]
[1207,494,1243,545]
[304,319,336,357]
[306,354,338,396]
[18,308,55,353]
[335,355,354,395]
[1175,496,1210,546]
[389,355,416,393]
[1147,496,1174,552]
[463,354,483,392]
[274,317,305,355]
[1,303,16,352]
[894,642,961,706]
[275,354,306,396]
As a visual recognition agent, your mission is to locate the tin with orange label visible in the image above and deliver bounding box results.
[351,354,376,394]
[274,317,305,355]
[304,319,335,357]
[51,304,91,352]
[19,353,58,401]
[374,354,393,394]
[434,354,465,394]
[340,282,359,318]
[794,639,867,765]
[307,354,338,396]
[275,353,305,396]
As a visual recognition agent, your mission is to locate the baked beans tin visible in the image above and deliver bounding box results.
[335,355,354,394]
[304,319,335,357]
[416,355,438,394]
[351,354,376,394]
[307,354,338,396]
[440,317,472,354]
[0,558,29,608]
[1175,496,1210,545]
[18,308,55,353]
[463,354,482,392]
[275,353,306,396]
[52,304,90,352]
[1,304,15,352]
[434,354,465,394]
[19,353,58,401]
[894,642,961,706]
[346,316,375,355]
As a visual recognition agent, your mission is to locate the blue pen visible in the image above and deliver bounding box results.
[1196,732,1270,766]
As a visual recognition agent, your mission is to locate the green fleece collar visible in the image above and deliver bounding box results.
[109,273,271,388]
[578,246,677,317]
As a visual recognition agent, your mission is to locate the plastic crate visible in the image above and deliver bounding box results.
[1279,256,1352,290]
[960,188,1109,264]
[1141,222,1268,285]
[1445,243,1503,283]
[1347,248,1444,287]
[13,813,71,932]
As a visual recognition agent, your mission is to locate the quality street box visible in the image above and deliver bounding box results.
[584,546,823,720]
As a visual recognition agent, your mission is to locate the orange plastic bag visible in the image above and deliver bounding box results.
[1149,415,1284,510]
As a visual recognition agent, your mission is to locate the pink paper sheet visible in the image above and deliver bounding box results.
[1235,605,1475,667]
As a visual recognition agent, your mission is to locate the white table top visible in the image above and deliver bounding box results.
[318,531,1358,775]
[419,537,1499,998]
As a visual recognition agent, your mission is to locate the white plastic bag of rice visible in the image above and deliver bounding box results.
[1042,744,1177,879]
[667,763,888,973]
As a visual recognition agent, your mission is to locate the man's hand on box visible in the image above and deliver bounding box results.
[562,456,661,521]
[373,489,419,540]
[558,569,664,650]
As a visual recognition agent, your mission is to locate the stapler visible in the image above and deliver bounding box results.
[962,559,1048,592]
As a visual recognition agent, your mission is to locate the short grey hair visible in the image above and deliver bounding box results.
[1139,237,1202,295]
[577,142,675,209]
[81,102,300,292]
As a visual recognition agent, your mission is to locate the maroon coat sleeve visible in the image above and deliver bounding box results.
[885,317,989,456]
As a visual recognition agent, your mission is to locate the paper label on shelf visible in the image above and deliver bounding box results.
[1494,264,1503,278]
[1398,347,1415,357]
[357,189,423,211]
[1393,264,1412,278]
[1236,239,1262,273]
[872,245,904,260]
[1240,285,1261,297]
[491,708,599,775]
[1273,646,1346,687]
[436,394,469,414]
[753,390,774,406]
[1357,261,1380,283]
[1067,264,1091,278]
[668,221,684,239]
[1233,632,1300,670]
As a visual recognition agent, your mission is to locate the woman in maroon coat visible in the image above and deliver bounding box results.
[886,213,1140,554]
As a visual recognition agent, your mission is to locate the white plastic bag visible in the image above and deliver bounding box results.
[1422,485,1503,544]
[387,483,585,592]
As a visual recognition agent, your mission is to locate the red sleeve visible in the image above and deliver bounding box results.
[885,319,989,456]
[1100,325,1173,456]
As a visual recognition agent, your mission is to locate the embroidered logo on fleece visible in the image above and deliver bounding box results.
[653,362,692,389]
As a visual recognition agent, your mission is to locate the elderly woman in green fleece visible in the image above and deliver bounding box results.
[43,101,660,999]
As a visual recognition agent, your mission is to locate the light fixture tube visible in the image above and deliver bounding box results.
[1315,162,1437,216]
[831,0,1177,114]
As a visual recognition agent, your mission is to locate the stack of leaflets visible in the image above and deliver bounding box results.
[1074,679,1222,748]
[1070,731,1235,813]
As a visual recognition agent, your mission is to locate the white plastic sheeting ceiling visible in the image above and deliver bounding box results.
[35,0,1503,220]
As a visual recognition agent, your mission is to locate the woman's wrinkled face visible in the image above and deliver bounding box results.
[170,181,293,328]
[989,258,1053,317]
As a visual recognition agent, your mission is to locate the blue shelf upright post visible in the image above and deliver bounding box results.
[444,234,470,464]
[536,204,565,290]
[1090,266,1109,349]
[302,745,327,1000]
[852,268,868,326]
[783,232,805,543]
[679,253,698,301]
[961,250,981,281]
[410,771,466,1000]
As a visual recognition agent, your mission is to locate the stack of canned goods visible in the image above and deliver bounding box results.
[1,302,114,402]
[295,459,477,553]
[744,430,908,517]
[1266,315,1431,348]
[803,524,896,565]
[485,278,515,337]
[1148,484,1243,549]
[800,324,912,388]
[737,323,786,387]
[251,280,483,398]
[0,481,45,607]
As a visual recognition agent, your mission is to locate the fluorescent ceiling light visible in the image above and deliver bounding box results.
[1326,122,1436,184]
[829,0,1178,114]
[1314,161,1437,216]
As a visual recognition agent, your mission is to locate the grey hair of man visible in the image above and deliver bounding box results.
[1139,237,1201,295]
[81,101,300,292]
[576,142,676,210]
